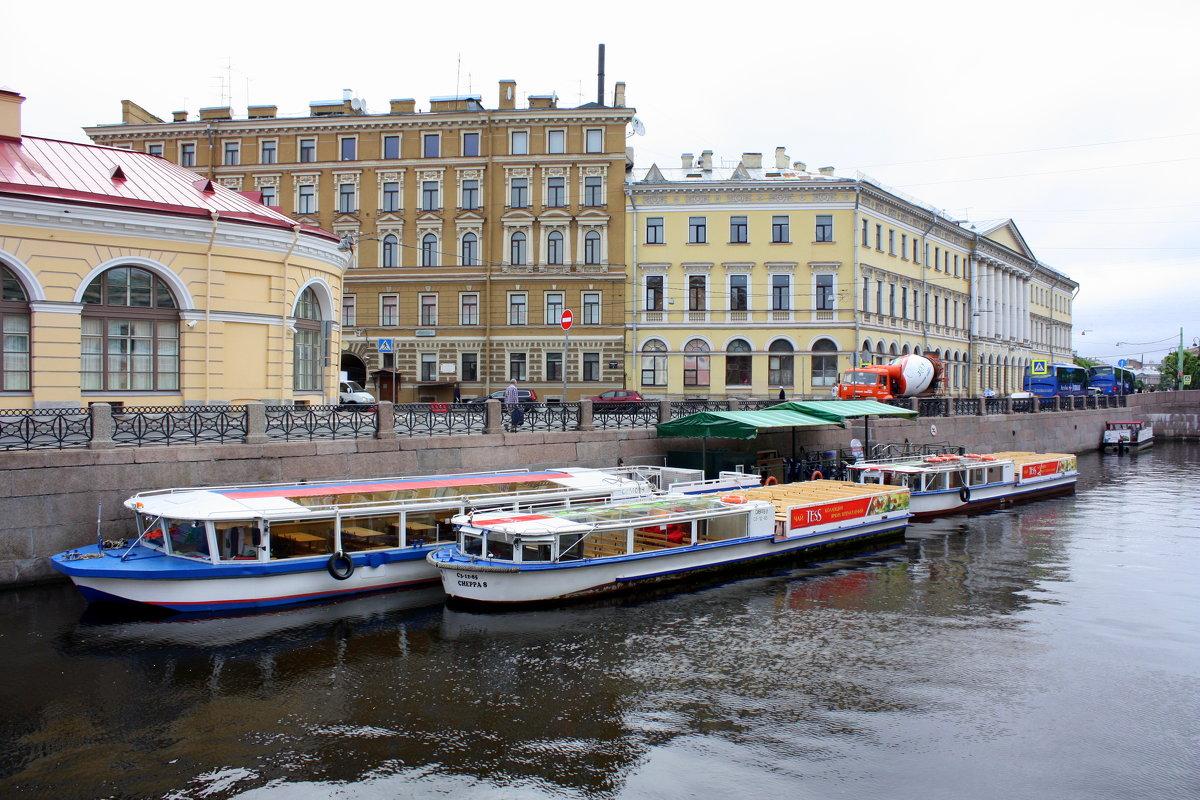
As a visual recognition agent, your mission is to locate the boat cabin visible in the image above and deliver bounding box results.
[849,455,1010,494]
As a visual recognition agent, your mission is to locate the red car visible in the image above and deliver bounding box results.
[587,389,646,413]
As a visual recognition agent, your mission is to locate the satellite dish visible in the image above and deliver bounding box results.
[631,118,646,136]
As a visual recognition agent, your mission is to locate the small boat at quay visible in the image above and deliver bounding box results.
[844,451,1078,519]
[50,466,761,613]
[1102,421,1154,453]
[427,481,911,606]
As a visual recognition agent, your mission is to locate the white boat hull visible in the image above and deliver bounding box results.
[909,473,1077,518]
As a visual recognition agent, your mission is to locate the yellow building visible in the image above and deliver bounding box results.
[0,89,344,408]
[85,81,636,402]
[626,150,988,398]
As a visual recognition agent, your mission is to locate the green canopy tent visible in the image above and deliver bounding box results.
[765,399,918,456]
[655,408,839,478]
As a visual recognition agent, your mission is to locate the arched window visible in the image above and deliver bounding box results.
[725,338,752,386]
[683,339,710,387]
[0,266,30,391]
[461,233,477,267]
[510,231,526,266]
[381,234,399,268]
[81,266,179,391]
[768,340,794,387]
[641,339,667,387]
[584,230,601,265]
[547,231,563,265]
[810,338,839,388]
[420,233,438,267]
[293,287,324,391]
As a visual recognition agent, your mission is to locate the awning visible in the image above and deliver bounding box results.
[656,409,837,440]
[767,399,918,421]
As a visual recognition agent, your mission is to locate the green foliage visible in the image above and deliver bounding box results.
[1074,356,1101,368]
[1157,349,1200,389]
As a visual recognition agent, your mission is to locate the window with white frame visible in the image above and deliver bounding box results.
[460,232,478,266]
[380,294,399,326]
[383,135,400,159]
[641,340,667,386]
[146,143,163,157]
[725,339,752,386]
[768,340,794,386]
[462,131,480,157]
[259,185,277,207]
[509,231,527,265]
[420,352,437,381]
[510,130,528,155]
[683,339,710,386]
[180,142,196,167]
[547,130,565,154]
[688,216,707,244]
[291,288,324,392]
[546,231,564,265]
[645,275,664,311]
[340,137,357,161]
[545,292,564,325]
[771,274,791,311]
[420,294,438,326]
[461,351,478,381]
[342,295,356,327]
[582,352,600,381]
[298,138,316,163]
[546,177,565,206]
[420,233,438,266]
[688,275,707,311]
[260,140,276,164]
[811,338,838,386]
[338,183,356,213]
[421,180,439,210]
[729,275,748,311]
[585,128,603,153]
[772,215,790,243]
[381,181,400,212]
[80,266,179,392]
[584,176,603,206]
[423,133,440,158]
[297,185,316,214]
[816,215,834,242]
[582,292,600,324]
[381,234,399,268]
[461,179,479,209]
[510,178,528,208]
[460,293,479,325]
[508,293,527,325]
[584,231,601,264]
[546,351,563,382]
[223,141,240,166]
[646,217,664,244]
[816,275,835,310]
[509,352,527,381]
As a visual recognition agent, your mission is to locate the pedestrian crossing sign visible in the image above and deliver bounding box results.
[1031,359,1048,376]
[377,338,393,353]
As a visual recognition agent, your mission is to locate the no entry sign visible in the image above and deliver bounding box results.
[560,310,573,330]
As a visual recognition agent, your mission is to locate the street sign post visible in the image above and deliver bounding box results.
[560,310,573,401]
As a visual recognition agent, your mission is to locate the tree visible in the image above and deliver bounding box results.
[1157,349,1200,390]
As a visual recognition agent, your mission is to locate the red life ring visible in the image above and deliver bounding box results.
[980,455,996,462]
[721,494,747,504]
[810,470,823,481]
[963,453,983,459]
[764,476,779,486]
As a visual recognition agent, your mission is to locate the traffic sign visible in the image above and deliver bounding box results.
[560,310,573,330]
[377,338,393,353]
[1118,358,1127,367]
[1031,359,1049,376]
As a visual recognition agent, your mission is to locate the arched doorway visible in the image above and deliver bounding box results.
[341,352,367,386]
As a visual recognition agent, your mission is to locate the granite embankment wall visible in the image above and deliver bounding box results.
[2,392,1196,588]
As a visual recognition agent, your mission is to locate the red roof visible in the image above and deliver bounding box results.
[0,136,336,240]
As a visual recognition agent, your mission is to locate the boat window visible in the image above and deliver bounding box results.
[137,514,171,553]
[340,514,398,553]
[970,467,986,486]
[988,466,1004,483]
[215,522,261,561]
[706,512,746,541]
[951,471,966,490]
[167,519,211,560]
[268,520,334,559]
[486,536,514,560]
[462,533,483,557]
[520,542,552,562]
[403,511,441,547]
[557,532,586,561]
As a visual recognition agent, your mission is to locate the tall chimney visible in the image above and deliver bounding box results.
[498,79,516,110]
[699,150,713,170]
[597,44,606,106]
[0,89,24,141]
[613,81,626,107]
[775,147,789,169]
[682,153,695,169]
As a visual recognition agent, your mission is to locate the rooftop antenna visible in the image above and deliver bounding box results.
[455,52,461,98]
[597,43,606,106]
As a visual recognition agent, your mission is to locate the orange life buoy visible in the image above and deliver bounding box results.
[980,455,996,461]
[721,494,746,504]
[963,453,983,459]
[764,476,779,486]
[810,470,823,481]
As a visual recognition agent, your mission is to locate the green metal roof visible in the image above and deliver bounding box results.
[767,399,918,421]
[656,409,837,440]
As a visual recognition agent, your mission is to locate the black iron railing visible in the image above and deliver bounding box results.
[265,404,377,441]
[113,405,248,446]
[0,408,91,450]
[591,401,659,430]
[394,403,485,436]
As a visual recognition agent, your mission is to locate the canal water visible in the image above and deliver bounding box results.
[2,443,1198,800]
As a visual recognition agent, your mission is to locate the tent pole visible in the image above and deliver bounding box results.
[702,436,708,478]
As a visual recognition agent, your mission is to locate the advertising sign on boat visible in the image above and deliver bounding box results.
[787,492,910,531]
[1021,457,1077,480]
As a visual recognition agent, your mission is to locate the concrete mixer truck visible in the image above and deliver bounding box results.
[836,354,944,401]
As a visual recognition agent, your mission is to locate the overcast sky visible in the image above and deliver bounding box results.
[8,0,1197,366]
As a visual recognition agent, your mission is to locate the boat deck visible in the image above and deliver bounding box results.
[989,451,1074,466]
[740,480,905,521]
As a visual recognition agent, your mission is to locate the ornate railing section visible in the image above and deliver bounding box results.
[0,408,91,450]
[671,400,728,419]
[265,404,377,442]
[514,402,580,432]
[394,403,484,436]
[591,401,659,430]
[112,405,248,446]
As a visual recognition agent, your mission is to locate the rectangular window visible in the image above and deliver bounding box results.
[546,351,563,382]
[382,182,400,212]
[934,246,941,271]
[297,184,315,214]
[901,234,908,259]
[772,215,790,243]
[816,215,835,244]
[546,177,565,206]
[901,286,908,319]
[383,135,400,159]
[461,352,478,382]
[646,217,664,244]
[299,138,316,163]
[816,275,835,310]
[646,276,664,311]
[380,295,399,326]
[583,352,600,381]
[888,229,895,255]
[260,140,277,164]
[509,293,527,325]
[422,181,439,211]
[342,295,356,327]
[584,177,603,206]
[547,129,566,153]
[259,185,277,207]
[223,141,240,166]
[585,128,603,153]
[509,352,527,381]
[461,178,479,209]
[582,292,600,324]
[771,275,790,311]
[146,143,163,157]
[460,294,479,325]
[420,353,437,381]
[338,183,356,213]
[729,215,748,244]
[420,294,438,326]
[545,292,564,325]
[729,275,748,311]
[462,132,480,157]
[510,178,528,208]
[688,216,707,244]
[876,280,883,314]
[874,223,882,249]
[688,275,707,311]
[423,133,440,158]
[889,284,896,317]
[510,130,528,155]
[340,137,356,161]
[861,219,869,246]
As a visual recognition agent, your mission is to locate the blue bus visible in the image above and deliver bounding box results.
[1088,365,1135,395]
[1023,363,1089,398]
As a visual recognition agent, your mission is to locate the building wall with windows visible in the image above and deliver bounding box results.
[1,90,344,408]
[87,82,635,402]
[626,149,1067,398]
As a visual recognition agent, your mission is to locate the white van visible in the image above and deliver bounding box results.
[338,380,375,406]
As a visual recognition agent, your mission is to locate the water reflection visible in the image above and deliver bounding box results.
[0,444,1197,799]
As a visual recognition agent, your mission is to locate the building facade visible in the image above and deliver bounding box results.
[625,150,1075,399]
[86,82,636,402]
[0,90,344,409]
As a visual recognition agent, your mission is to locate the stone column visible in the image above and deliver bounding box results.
[244,401,267,444]
[374,401,396,440]
[658,399,672,424]
[88,403,115,449]
[578,399,595,432]
[485,399,503,435]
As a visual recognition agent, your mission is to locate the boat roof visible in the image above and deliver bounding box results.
[125,468,639,520]
[459,495,745,538]
[848,454,1014,473]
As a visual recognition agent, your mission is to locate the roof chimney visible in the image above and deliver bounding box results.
[699,150,713,170]
[681,153,694,169]
[597,43,606,106]
[0,89,24,141]
[613,81,626,107]
[775,147,789,169]
[819,166,835,176]
[498,79,516,110]
[741,152,762,169]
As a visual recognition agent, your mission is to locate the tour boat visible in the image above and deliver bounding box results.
[844,451,1078,519]
[50,466,760,613]
[1102,421,1154,452]
[427,481,911,606]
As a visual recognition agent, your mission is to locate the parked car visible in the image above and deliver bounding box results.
[468,388,539,404]
[339,381,376,409]
[587,389,646,413]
